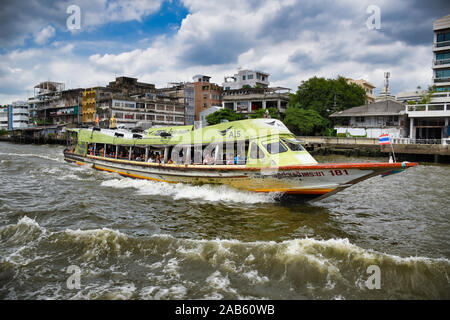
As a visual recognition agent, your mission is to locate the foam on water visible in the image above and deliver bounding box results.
[1,218,449,299]
[0,152,64,163]
[100,177,278,203]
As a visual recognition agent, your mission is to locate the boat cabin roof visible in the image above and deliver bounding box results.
[71,119,295,146]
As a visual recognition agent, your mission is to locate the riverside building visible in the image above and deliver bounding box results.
[192,75,222,122]
[406,15,450,141]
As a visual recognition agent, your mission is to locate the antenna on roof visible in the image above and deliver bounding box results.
[384,72,390,101]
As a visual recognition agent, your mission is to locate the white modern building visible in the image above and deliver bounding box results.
[0,106,8,129]
[222,70,270,90]
[433,14,450,93]
[9,101,30,129]
[406,15,450,141]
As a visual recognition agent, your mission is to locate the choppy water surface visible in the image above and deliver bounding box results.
[0,142,449,299]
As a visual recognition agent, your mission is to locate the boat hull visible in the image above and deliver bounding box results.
[64,152,417,201]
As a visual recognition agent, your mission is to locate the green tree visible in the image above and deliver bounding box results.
[283,106,329,136]
[285,76,366,135]
[418,85,437,104]
[206,109,243,125]
[249,107,280,119]
[288,76,366,118]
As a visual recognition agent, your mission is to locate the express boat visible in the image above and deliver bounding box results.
[64,119,417,201]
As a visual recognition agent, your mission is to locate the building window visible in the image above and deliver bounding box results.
[436,69,450,79]
[242,75,246,80]
[436,52,450,61]
[437,32,450,44]
[248,74,253,80]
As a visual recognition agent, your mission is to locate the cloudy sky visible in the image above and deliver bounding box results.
[0,0,448,104]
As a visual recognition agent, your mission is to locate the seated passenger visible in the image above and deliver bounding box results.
[203,153,214,165]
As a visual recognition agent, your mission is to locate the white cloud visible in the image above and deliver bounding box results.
[0,0,164,47]
[34,25,56,45]
[79,0,163,29]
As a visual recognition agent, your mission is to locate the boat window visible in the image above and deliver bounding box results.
[104,144,117,158]
[117,146,130,159]
[250,142,265,159]
[282,139,305,152]
[263,141,288,154]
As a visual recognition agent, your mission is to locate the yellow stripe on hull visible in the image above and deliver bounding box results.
[94,165,178,184]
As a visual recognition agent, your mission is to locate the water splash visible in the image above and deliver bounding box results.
[100,178,279,204]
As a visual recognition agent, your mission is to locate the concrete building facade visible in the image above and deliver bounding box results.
[221,87,290,117]
[157,82,195,125]
[331,100,408,139]
[346,78,376,104]
[0,106,9,129]
[192,75,222,121]
[0,101,31,130]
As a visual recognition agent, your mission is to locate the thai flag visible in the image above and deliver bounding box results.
[379,134,390,145]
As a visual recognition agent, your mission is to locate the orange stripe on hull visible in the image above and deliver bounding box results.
[251,188,334,195]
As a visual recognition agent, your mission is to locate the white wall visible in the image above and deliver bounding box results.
[336,127,402,138]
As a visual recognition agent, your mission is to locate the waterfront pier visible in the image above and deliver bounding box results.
[299,136,450,163]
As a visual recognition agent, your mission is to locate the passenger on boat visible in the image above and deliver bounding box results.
[234,154,245,165]
[203,153,214,165]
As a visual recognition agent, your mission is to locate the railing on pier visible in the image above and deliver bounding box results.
[299,136,449,146]
[390,138,443,145]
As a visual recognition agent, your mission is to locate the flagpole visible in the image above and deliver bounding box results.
[390,142,396,162]
[379,133,396,163]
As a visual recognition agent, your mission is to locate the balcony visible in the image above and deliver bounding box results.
[434,40,450,50]
[433,58,450,68]
[433,76,450,84]
[406,103,450,118]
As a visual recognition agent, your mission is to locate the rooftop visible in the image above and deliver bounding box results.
[433,14,450,31]
[330,100,406,117]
